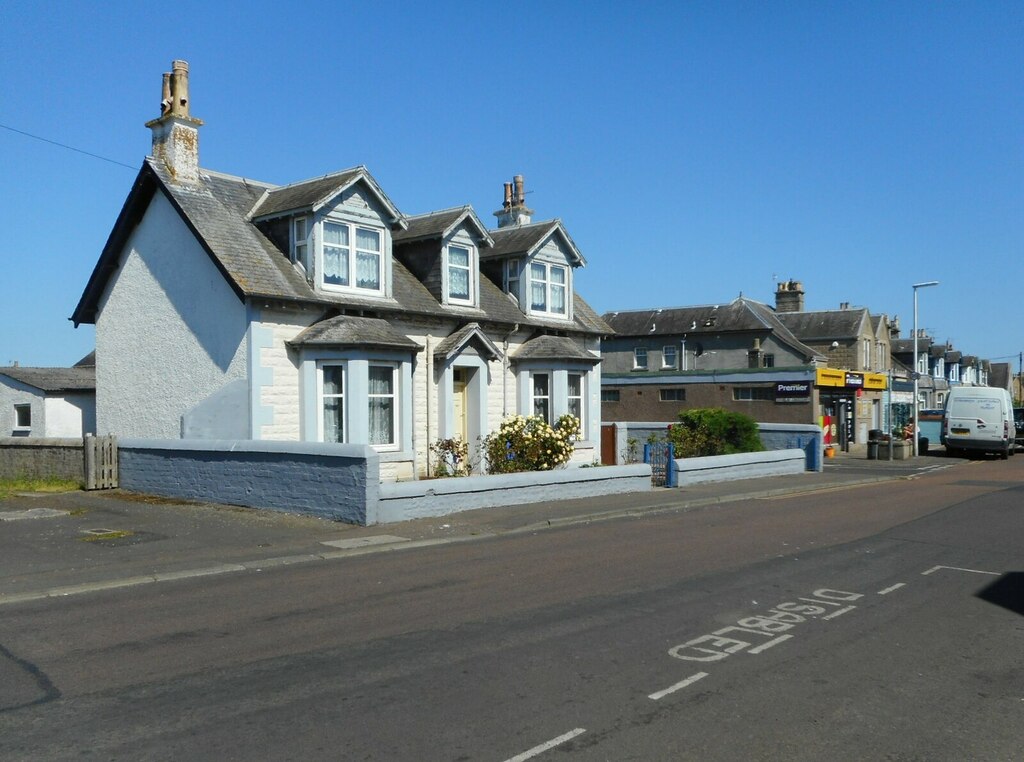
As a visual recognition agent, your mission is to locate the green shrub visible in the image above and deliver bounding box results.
[667,408,764,458]
[483,414,580,474]
[429,436,472,477]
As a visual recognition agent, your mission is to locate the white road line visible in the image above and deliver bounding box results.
[747,633,793,654]
[648,672,709,700]
[822,605,856,620]
[504,728,586,762]
[922,565,1000,577]
[877,583,906,595]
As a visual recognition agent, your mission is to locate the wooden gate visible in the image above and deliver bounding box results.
[644,442,676,487]
[84,434,118,490]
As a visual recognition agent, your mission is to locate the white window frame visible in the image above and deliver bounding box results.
[633,347,648,370]
[445,243,474,305]
[320,220,385,295]
[530,371,551,423]
[528,261,568,317]
[317,362,346,443]
[567,372,584,437]
[13,404,31,430]
[504,258,521,302]
[367,363,398,450]
[662,345,677,369]
[291,216,309,269]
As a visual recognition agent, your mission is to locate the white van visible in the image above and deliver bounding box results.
[942,387,1016,459]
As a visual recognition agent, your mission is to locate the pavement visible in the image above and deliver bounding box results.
[0,448,961,605]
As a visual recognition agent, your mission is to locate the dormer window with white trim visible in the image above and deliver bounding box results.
[322,221,383,293]
[504,258,521,303]
[291,216,309,270]
[529,261,567,316]
[446,244,474,305]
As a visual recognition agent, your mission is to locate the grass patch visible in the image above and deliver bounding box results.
[79,530,134,542]
[0,478,81,500]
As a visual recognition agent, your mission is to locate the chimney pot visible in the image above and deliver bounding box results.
[503,182,512,210]
[514,174,524,206]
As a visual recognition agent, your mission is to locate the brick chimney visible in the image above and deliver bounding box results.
[493,174,534,228]
[775,280,805,313]
[145,60,203,184]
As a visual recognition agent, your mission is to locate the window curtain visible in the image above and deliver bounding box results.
[323,223,349,285]
[368,366,394,445]
[532,373,550,422]
[530,263,547,310]
[550,267,566,314]
[356,229,381,289]
[322,366,344,442]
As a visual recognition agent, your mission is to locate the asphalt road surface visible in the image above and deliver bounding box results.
[2,458,1022,760]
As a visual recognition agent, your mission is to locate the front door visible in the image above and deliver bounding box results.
[453,369,469,442]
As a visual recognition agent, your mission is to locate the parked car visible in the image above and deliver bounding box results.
[942,387,1015,459]
[1014,408,1024,451]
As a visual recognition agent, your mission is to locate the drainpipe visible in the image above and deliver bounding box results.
[502,323,520,416]
[425,335,432,478]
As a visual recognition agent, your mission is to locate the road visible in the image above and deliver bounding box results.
[2,457,1022,760]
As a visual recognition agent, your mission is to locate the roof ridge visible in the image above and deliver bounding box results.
[404,204,472,220]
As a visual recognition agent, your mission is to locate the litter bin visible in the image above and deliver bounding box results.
[919,437,929,455]
[867,429,882,460]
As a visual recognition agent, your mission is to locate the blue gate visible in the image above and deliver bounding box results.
[643,442,676,487]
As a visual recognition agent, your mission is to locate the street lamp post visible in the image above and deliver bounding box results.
[912,280,939,457]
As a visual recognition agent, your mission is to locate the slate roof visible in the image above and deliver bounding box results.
[484,220,585,265]
[287,316,420,350]
[775,308,869,341]
[602,298,821,362]
[984,359,999,376]
[0,366,95,393]
[73,160,607,336]
[433,323,502,361]
[513,335,600,364]
[393,206,493,247]
[249,167,405,225]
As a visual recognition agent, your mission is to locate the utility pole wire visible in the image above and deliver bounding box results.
[0,122,136,170]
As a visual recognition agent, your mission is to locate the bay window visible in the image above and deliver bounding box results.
[567,373,583,427]
[368,364,396,447]
[532,372,550,422]
[320,364,345,443]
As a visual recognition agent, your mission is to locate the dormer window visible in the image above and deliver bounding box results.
[504,258,521,302]
[291,216,309,269]
[446,244,474,305]
[529,262,567,316]
[322,221,383,293]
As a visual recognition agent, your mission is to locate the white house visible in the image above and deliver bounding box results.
[72,61,608,481]
[0,353,96,438]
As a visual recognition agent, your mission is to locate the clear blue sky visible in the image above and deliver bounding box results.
[2,1,1021,369]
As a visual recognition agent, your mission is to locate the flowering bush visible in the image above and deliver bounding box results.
[483,414,580,474]
[429,436,471,477]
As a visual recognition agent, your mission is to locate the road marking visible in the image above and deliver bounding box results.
[922,565,1000,577]
[504,728,586,761]
[649,672,709,700]
[877,583,906,595]
[821,605,856,620]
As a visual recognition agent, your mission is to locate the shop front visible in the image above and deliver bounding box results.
[816,369,887,450]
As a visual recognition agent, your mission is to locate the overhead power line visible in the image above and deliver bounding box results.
[0,122,136,170]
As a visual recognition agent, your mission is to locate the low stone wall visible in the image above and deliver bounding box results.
[119,439,379,525]
[0,437,83,481]
[756,423,823,472]
[672,449,806,486]
[377,464,653,523]
[116,440,652,526]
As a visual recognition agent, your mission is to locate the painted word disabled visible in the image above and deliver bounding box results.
[669,589,863,662]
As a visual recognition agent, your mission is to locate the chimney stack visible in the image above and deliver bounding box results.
[146,59,203,184]
[775,279,805,313]
[493,174,534,228]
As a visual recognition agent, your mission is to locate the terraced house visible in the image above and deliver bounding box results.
[72,61,608,481]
